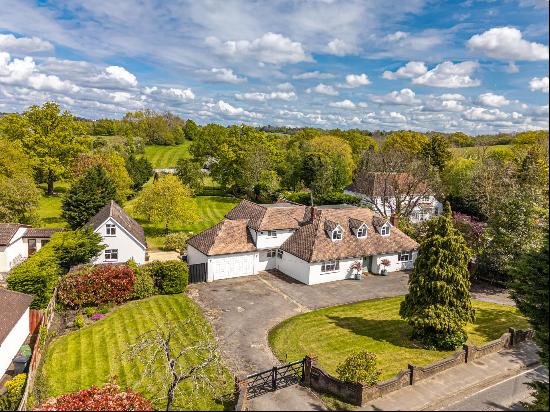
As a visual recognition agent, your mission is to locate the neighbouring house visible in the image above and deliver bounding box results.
[0,224,64,274]
[344,172,443,223]
[0,288,33,377]
[86,200,147,265]
[186,200,418,285]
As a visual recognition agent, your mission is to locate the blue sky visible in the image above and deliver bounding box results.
[0,0,548,134]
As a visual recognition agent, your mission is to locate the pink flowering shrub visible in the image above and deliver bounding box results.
[34,383,153,411]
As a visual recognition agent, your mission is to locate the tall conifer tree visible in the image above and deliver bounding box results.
[62,165,120,229]
[400,203,474,349]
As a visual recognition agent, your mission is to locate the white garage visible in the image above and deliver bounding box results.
[210,253,255,280]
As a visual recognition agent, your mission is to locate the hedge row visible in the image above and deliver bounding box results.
[58,265,136,308]
[140,260,188,295]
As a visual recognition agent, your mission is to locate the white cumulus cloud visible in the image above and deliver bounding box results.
[199,67,246,84]
[212,100,263,118]
[306,83,339,96]
[205,32,311,65]
[383,61,428,80]
[412,61,480,88]
[467,27,549,61]
[478,93,510,107]
[0,34,53,53]
[326,38,357,56]
[235,90,296,101]
[98,66,138,88]
[371,88,421,106]
[342,73,371,88]
[529,76,549,93]
[292,71,334,80]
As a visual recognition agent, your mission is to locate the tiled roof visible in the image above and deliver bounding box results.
[0,224,29,246]
[0,288,33,345]
[348,217,364,230]
[23,228,64,238]
[187,219,257,256]
[281,206,418,263]
[87,201,146,247]
[372,215,389,228]
[346,172,431,197]
[226,199,310,231]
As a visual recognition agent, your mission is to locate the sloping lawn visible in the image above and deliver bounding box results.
[125,195,239,250]
[38,294,233,411]
[144,142,191,168]
[269,297,529,381]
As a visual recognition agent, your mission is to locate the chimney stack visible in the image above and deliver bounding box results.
[390,214,398,227]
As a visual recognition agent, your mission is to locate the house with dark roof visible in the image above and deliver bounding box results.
[86,200,147,265]
[0,288,33,377]
[344,172,443,222]
[187,200,418,285]
[0,224,64,274]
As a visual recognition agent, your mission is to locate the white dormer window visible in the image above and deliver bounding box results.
[267,230,277,238]
[332,229,342,241]
[106,223,116,236]
[421,195,430,202]
[380,225,390,236]
[356,226,367,238]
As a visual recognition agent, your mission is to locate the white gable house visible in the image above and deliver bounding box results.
[87,201,147,265]
[186,200,419,285]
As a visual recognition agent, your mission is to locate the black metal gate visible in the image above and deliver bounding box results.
[246,358,305,399]
[188,263,207,283]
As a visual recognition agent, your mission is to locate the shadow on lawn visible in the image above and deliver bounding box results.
[327,316,418,349]
[469,306,528,342]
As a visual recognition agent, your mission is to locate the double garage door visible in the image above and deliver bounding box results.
[211,253,255,280]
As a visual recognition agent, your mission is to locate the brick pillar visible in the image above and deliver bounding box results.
[463,344,476,363]
[509,327,517,347]
[303,355,318,387]
[408,364,417,384]
[235,377,248,411]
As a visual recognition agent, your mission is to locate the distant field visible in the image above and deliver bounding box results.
[144,142,191,168]
[451,144,512,156]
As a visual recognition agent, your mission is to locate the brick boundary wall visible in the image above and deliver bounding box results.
[233,328,534,410]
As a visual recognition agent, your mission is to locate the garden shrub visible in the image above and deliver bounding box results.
[48,228,104,272]
[163,231,191,253]
[0,373,26,411]
[280,191,361,206]
[141,260,188,294]
[336,351,381,385]
[131,268,158,300]
[7,247,61,309]
[34,382,153,411]
[84,307,95,317]
[58,264,136,307]
[73,314,85,329]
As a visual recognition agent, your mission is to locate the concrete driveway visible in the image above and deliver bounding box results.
[188,270,410,410]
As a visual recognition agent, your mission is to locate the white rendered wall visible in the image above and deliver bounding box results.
[0,227,27,272]
[186,245,208,266]
[254,229,295,249]
[256,250,276,271]
[277,252,311,284]
[371,251,418,274]
[307,257,358,285]
[0,308,29,376]
[93,218,146,265]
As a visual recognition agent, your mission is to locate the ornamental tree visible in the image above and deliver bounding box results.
[62,165,120,229]
[399,203,474,350]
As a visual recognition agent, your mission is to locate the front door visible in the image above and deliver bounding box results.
[362,256,372,272]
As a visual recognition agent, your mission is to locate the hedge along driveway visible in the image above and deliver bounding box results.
[269,296,529,381]
[38,295,233,411]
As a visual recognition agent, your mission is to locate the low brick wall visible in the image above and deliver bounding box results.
[234,378,248,411]
[298,328,534,407]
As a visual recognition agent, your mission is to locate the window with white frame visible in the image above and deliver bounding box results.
[267,230,277,237]
[106,223,116,236]
[380,225,390,236]
[421,195,430,202]
[277,249,283,259]
[398,251,413,262]
[356,226,367,238]
[332,229,343,241]
[321,260,340,273]
[267,249,277,258]
[105,249,118,260]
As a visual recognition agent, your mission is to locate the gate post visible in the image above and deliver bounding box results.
[303,355,318,387]
[272,367,278,390]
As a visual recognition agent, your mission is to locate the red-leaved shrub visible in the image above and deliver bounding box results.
[58,264,136,307]
[34,383,153,411]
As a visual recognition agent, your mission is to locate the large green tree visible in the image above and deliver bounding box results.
[0,137,40,223]
[509,231,549,411]
[382,131,429,155]
[175,159,206,194]
[421,134,452,172]
[400,203,475,350]
[0,102,88,195]
[62,165,120,229]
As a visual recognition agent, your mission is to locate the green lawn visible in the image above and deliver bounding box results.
[38,295,233,411]
[269,297,529,381]
[144,142,191,168]
[36,182,69,228]
[125,195,239,250]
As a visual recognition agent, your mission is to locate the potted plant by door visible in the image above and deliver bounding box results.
[380,259,391,276]
[351,261,363,280]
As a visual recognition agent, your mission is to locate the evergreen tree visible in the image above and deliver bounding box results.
[62,165,120,229]
[126,154,154,191]
[400,203,474,350]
